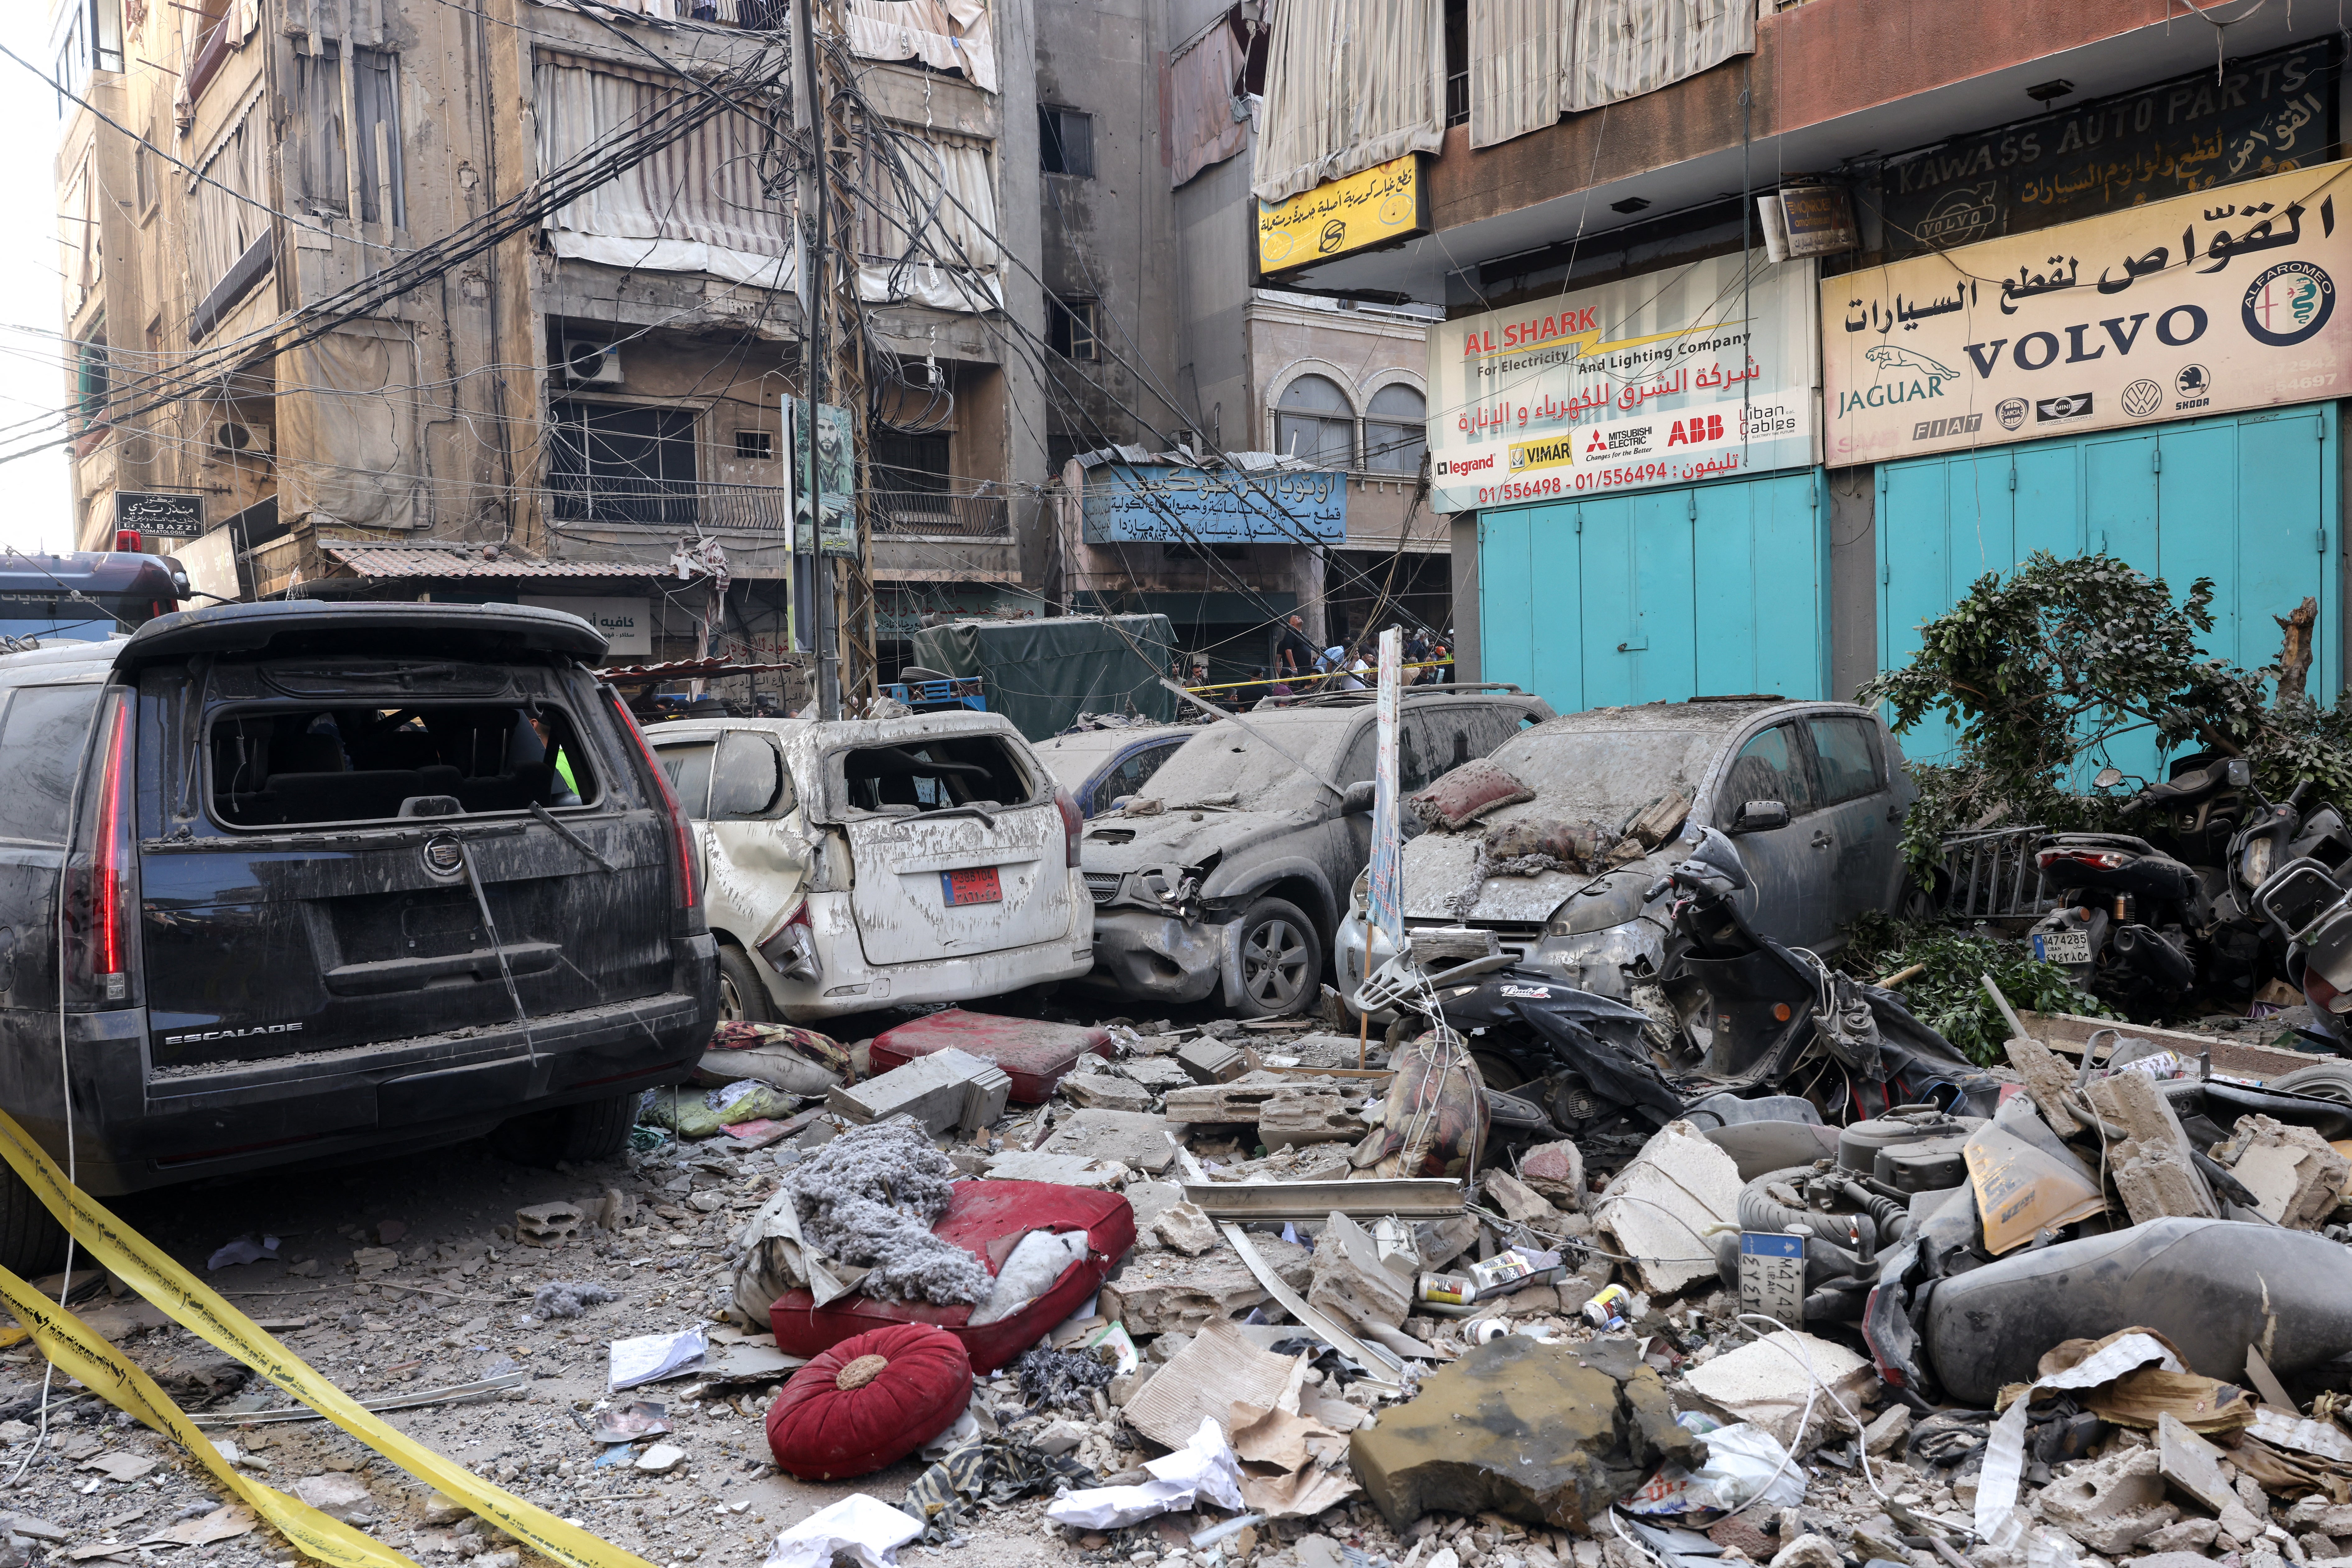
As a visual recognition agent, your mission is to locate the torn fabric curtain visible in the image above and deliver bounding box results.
[1565,0,1753,113]
[1167,19,1249,187]
[1470,0,1564,150]
[1251,0,1444,204]
[844,0,998,95]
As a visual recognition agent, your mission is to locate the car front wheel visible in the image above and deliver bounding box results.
[1233,897,1320,1018]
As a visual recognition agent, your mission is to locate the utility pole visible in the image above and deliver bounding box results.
[790,0,839,719]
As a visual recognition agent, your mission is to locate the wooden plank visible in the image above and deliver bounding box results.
[2016,1010,2317,1082]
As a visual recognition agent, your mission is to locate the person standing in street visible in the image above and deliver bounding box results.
[1277,613,1316,684]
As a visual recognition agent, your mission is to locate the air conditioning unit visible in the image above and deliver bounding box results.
[561,340,622,386]
[213,422,271,457]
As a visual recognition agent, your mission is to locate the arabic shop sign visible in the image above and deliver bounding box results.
[1257,154,1429,273]
[1879,40,2338,259]
[1082,465,1347,544]
[1425,249,1819,513]
[113,491,204,538]
[1825,160,2352,465]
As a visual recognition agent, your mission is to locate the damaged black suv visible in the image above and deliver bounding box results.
[0,602,718,1270]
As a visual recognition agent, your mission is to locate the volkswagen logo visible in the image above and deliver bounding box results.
[2120,379,2164,418]
[422,835,465,879]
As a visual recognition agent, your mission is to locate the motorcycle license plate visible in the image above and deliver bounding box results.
[2034,929,2093,965]
[940,867,1003,907]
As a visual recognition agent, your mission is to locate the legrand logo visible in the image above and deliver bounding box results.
[1439,453,1496,476]
[161,1022,304,1046]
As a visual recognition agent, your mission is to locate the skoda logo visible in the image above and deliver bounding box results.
[422,835,465,879]
[2243,261,2336,347]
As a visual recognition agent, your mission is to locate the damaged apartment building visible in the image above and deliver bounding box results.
[50,0,1049,678]
[52,0,1453,684]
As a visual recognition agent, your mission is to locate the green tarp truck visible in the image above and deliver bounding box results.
[908,615,1179,739]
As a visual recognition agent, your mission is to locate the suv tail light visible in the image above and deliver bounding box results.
[1054,786,1083,869]
[70,692,138,1005]
[113,529,142,553]
[2037,847,2128,872]
[605,688,697,913]
[756,900,823,983]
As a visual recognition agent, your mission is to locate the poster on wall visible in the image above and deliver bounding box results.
[1425,250,1820,514]
[1825,159,2352,466]
[782,395,858,557]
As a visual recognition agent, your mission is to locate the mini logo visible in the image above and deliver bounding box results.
[2175,364,2213,398]
[1996,398,2028,431]
[2244,261,2335,346]
[2035,393,2094,422]
[2121,379,2164,417]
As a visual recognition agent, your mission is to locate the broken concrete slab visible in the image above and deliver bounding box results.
[513,1203,582,1247]
[1520,1141,1585,1211]
[1176,1039,1248,1084]
[1162,1078,1307,1124]
[1861,1405,1911,1457]
[1767,1535,1840,1568]
[1122,1059,1194,1094]
[1348,1336,1702,1533]
[1681,1330,1874,1454]
[289,1474,376,1525]
[1121,1181,1186,1233]
[1149,1203,1217,1256]
[2216,1116,2351,1229]
[826,1047,1011,1138]
[2157,1412,2237,1515]
[1259,1089,1359,1151]
[1099,1235,1312,1335]
[1306,1213,1411,1335]
[1483,1170,1564,1228]
[1058,1074,1153,1114]
[1038,1109,1181,1175]
[1119,1316,1300,1451]
[978,1151,1131,1188]
[2036,1444,2179,1554]
[1593,1121,1744,1295]
[2005,1034,2086,1133]
[2088,1071,2217,1222]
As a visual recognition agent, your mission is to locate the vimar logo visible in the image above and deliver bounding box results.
[2244,261,2335,347]
[1509,436,1577,473]
[1841,345,1958,416]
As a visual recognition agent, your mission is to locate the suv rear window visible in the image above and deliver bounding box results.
[837,735,1034,816]
[209,703,600,827]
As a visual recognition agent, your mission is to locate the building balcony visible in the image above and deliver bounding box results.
[548,479,1009,539]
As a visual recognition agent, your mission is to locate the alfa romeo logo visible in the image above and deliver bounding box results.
[2243,261,2336,347]
[2121,379,2164,417]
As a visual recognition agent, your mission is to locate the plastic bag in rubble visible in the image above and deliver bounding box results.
[1619,1412,1804,1516]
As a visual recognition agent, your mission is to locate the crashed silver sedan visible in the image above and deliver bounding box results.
[1337,698,1916,1026]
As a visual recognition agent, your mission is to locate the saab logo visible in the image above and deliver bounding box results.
[159,1022,304,1047]
[2244,260,2336,346]
[1499,985,1552,999]
[1995,397,2028,430]
[2035,393,2094,422]
[1666,414,1724,446]
[1912,414,1984,439]
[2120,378,2164,417]
[1509,436,1577,473]
[1439,453,1495,476]
[1841,345,1960,418]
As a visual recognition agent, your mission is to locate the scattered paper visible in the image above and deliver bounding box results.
[1978,1330,2181,1544]
[206,1235,279,1270]
[762,1494,923,1568]
[1045,1418,1245,1529]
[589,1402,672,1445]
[609,1329,708,1391]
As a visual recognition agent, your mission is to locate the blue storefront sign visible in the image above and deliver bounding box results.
[1082,465,1347,544]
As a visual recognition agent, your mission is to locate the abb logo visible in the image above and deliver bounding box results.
[1666,414,1725,446]
[1440,453,1496,475]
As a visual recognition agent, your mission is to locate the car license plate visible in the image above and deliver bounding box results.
[2034,929,2093,965]
[940,867,1003,907]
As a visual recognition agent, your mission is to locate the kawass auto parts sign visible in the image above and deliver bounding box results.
[1825,159,2352,464]
[1426,250,1819,514]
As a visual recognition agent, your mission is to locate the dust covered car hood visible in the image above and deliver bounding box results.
[1079,806,1320,875]
[1400,705,1764,924]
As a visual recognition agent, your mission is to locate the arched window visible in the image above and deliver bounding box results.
[1363,383,1426,474]
[1274,374,1354,468]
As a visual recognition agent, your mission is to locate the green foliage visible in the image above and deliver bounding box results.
[1841,912,2118,1067]
[1857,552,2352,880]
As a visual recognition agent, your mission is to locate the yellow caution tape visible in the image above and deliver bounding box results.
[0,1264,420,1568]
[0,1112,654,1568]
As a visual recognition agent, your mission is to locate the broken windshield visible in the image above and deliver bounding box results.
[1474,726,1724,828]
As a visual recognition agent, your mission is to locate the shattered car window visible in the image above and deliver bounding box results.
[836,735,1037,815]
[1133,714,1361,812]
[210,702,598,827]
[1476,726,1724,824]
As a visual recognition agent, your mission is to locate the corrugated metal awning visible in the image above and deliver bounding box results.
[320,542,677,580]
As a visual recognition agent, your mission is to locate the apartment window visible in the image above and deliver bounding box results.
[73,325,109,432]
[133,136,155,216]
[295,45,406,227]
[1443,0,1468,127]
[1364,384,1427,474]
[51,0,123,115]
[735,430,774,460]
[1048,298,1101,362]
[1274,375,1354,468]
[548,400,699,526]
[1039,107,1094,178]
[873,429,952,495]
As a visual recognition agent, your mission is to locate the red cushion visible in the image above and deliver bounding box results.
[769,1180,1136,1373]
[868,1010,1113,1103]
[765,1323,972,1480]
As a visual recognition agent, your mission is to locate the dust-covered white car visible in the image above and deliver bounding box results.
[646,712,1093,1021]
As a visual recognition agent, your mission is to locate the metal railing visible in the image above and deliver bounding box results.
[676,0,787,25]
[547,479,1009,537]
[1940,826,2059,920]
